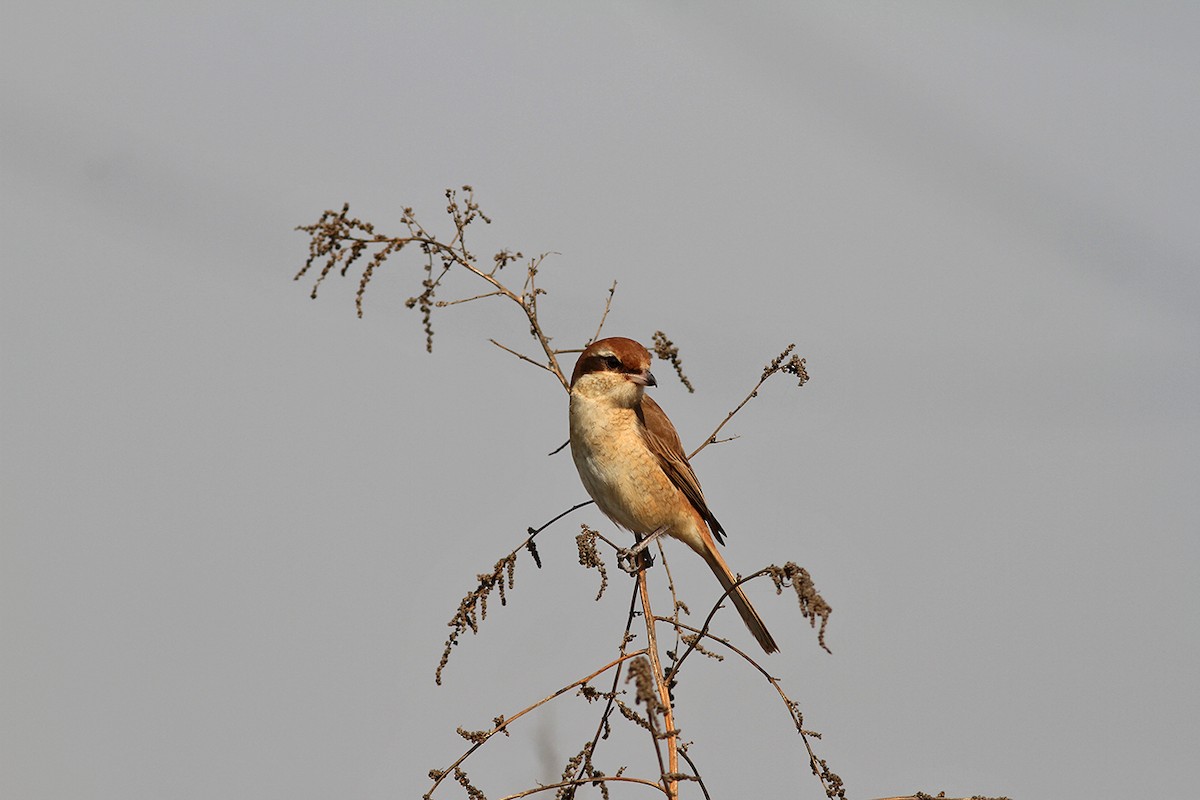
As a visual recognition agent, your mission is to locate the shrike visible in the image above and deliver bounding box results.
[568,337,777,654]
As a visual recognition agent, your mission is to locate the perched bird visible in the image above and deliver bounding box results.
[568,337,778,654]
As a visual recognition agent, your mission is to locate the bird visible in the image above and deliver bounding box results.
[568,336,778,654]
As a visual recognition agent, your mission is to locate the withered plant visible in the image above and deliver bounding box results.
[293,189,1003,800]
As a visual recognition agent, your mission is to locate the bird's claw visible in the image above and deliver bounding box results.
[619,526,670,574]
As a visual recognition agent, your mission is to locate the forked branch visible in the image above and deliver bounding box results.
[295,188,570,390]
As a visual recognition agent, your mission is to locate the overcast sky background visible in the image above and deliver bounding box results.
[3,3,1198,799]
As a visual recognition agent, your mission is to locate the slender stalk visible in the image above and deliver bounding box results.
[637,569,679,799]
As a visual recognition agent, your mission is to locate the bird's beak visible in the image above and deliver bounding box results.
[629,370,657,387]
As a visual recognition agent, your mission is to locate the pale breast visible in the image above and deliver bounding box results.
[569,393,687,536]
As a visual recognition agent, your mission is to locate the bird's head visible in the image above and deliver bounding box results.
[570,337,657,405]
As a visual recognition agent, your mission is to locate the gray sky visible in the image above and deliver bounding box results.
[3,3,1198,798]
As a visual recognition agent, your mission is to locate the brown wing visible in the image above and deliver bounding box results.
[637,395,728,545]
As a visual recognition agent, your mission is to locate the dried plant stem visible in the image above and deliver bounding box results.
[688,344,807,459]
[568,580,642,790]
[659,570,841,800]
[870,797,1010,800]
[434,289,506,306]
[676,747,713,800]
[302,194,573,388]
[688,372,772,460]
[588,280,618,345]
[425,651,649,798]
[654,541,687,656]
[498,775,669,799]
[431,239,565,391]
[665,615,836,788]
[488,338,556,374]
[637,569,679,799]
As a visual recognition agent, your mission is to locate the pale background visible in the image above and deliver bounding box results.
[3,3,1198,799]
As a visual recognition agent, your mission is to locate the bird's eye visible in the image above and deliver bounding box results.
[602,355,621,369]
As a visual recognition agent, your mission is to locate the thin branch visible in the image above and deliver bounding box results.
[426,651,650,797]
[662,569,776,685]
[435,290,506,307]
[870,797,1010,800]
[435,500,595,684]
[688,372,771,460]
[658,570,841,800]
[298,195,571,389]
[636,567,679,798]
[675,747,713,800]
[498,775,669,800]
[489,338,555,373]
[589,280,618,344]
[571,580,645,792]
[655,541,687,660]
[688,344,807,459]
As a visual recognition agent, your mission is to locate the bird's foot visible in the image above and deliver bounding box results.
[618,526,669,574]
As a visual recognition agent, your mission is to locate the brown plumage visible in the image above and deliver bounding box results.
[568,337,778,654]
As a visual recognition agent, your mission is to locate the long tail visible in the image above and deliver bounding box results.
[701,541,779,654]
